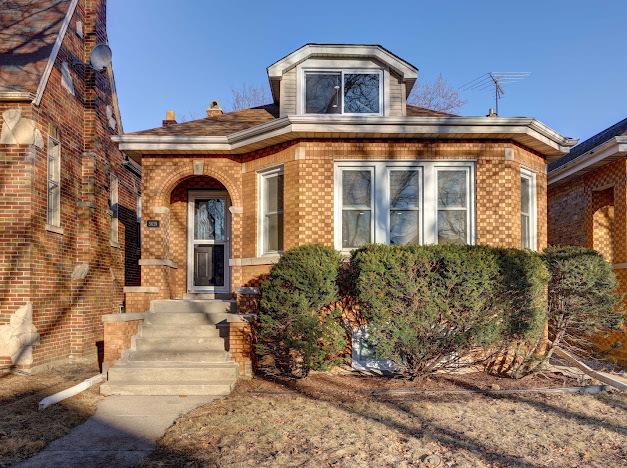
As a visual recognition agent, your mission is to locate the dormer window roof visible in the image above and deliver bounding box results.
[267,44,419,105]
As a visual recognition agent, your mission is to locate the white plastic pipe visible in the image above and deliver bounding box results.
[39,374,105,410]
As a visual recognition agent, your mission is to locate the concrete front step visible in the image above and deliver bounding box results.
[150,299,236,314]
[140,324,220,338]
[100,380,235,396]
[126,350,230,362]
[134,336,226,352]
[107,362,239,382]
[145,312,213,326]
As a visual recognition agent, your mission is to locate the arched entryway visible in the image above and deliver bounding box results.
[169,175,232,297]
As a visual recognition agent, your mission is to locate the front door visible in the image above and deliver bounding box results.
[187,191,230,293]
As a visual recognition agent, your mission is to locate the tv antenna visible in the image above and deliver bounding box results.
[460,72,530,115]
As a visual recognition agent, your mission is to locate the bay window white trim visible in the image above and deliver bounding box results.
[520,167,537,251]
[334,160,475,251]
[434,166,474,246]
[257,166,284,256]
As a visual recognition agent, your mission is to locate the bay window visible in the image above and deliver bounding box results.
[436,168,471,245]
[335,161,475,250]
[303,69,382,115]
[259,167,284,254]
[520,168,537,250]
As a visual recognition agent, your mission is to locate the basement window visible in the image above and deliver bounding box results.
[303,70,382,115]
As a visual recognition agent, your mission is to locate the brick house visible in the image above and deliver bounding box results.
[548,118,627,363]
[114,44,576,312]
[0,0,141,371]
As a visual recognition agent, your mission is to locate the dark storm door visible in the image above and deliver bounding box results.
[187,191,230,292]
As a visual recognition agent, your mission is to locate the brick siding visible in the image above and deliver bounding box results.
[548,157,627,364]
[0,0,140,368]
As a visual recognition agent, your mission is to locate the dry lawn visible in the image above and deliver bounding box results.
[0,360,103,467]
[143,372,626,468]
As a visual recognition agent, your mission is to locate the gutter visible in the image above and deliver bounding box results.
[548,136,627,185]
[113,116,577,157]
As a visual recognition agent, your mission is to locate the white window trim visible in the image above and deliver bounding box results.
[110,174,119,247]
[257,166,284,256]
[435,166,475,246]
[388,166,423,245]
[520,167,537,251]
[299,68,384,116]
[334,160,476,251]
[46,135,61,228]
[187,190,231,293]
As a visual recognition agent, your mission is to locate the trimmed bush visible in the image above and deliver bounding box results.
[257,244,346,377]
[351,243,548,379]
[543,246,624,357]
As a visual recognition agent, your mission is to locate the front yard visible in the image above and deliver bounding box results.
[143,372,626,467]
[0,361,103,467]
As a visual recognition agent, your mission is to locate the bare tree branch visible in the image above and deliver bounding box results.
[229,83,270,111]
[408,74,465,113]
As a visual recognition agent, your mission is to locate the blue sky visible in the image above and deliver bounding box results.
[108,0,626,142]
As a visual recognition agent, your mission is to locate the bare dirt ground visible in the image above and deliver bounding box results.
[143,372,626,468]
[0,360,103,467]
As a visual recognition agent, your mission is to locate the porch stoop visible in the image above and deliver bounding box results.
[101,300,241,396]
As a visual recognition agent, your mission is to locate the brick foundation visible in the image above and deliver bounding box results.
[101,313,145,371]
[219,320,254,377]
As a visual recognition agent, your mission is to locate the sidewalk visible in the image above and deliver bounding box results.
[17,395,214,467]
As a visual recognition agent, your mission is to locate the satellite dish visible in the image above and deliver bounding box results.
[89,44,112,71]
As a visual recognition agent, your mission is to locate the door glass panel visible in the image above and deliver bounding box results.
[194,244,225,287]
[194,198,225,240]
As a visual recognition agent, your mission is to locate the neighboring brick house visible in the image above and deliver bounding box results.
[0,0,141,370]
[114,44,576,316]
[548,118,627,363]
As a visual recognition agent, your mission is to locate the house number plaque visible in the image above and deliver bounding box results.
[146,220,160,228]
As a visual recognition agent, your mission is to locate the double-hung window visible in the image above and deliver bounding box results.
[303,69,382,115]
[109,174,119,246]
[436,168,471,245]
[47,136,61,227]
[520,168,537,250]
[259,167,284,254]
[335,161,474,251]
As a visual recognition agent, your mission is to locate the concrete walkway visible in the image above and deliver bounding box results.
[18,395,214,467]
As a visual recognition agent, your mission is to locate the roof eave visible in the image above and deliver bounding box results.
[114,116,575,158]
[548,136,627,185]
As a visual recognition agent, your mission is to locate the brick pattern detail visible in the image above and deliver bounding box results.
[125,292,160,313]
[219,321,253,376]
[0,1,141,368]
[129,139,551,372]
[548,157,627,364]
[102,318,142,370]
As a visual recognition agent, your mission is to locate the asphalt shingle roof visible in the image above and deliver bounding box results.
[0,0,71,96]
[128,104,454,137]
[548,117,627,171]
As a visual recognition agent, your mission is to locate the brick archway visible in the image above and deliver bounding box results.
[157,165,242,208]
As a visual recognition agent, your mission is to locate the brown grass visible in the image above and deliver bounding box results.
[0,360,103,467]
[143,372,627,467]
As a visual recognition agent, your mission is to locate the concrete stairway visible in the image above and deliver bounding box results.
[101,300,240,396]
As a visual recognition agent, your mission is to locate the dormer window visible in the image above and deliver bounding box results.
[303,69,382,115]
